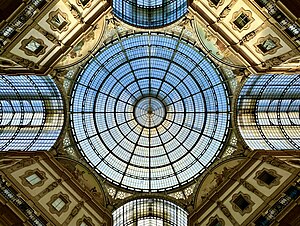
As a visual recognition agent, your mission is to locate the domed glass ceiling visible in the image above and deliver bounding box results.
[113,0,187,28]
[70,33,230,192]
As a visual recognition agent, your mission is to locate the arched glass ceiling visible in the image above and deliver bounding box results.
[113,198,188,226]
[113,0,187,28]
[237,74,300,150]
[70,33,230,192]
[0,75,64,151]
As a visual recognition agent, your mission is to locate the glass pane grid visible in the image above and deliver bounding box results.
[70,33,230,192]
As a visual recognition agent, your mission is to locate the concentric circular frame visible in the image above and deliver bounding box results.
[113,0,187,28]
[70,33,231,192]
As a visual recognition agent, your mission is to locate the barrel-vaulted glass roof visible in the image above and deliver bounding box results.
[113,198,188,226]
[70,33,230,192]
[113,0,187,28]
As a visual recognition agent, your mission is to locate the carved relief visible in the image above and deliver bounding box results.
[63,202,84,226]
[218,0,238,20]
[240,179,267,200]
[230,8,254,32]
[20,36,47,57]
[217,201,238,225]
[0,159,22,169]
[240,24,266,45]
[254,34,282,56]
[35,25,60,45]
[230,192,254,216]
[254,168,282,189]
[46,9,70,33]
[262,50,297,68]
[261,156,295,173]
[6,158,38,173]
[5,53,39,69]
[37,180,61,200]
[20,169,47,189]
[66,2,82,20]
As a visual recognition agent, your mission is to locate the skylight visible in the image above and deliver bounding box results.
[70,33,230,192]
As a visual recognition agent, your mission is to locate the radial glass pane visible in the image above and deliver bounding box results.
[113,0,187,28]
[70,33,230,191]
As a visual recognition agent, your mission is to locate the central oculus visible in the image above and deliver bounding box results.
[134,97,166,128]
[70,33,230,192]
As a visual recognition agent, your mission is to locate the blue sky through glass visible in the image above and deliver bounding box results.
[70,33,230,192]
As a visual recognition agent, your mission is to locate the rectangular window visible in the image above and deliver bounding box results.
[233,194,249,211]
[257,171,276,185]
[80,0,90,6]
[208,219,222,226]
[80,220,92,226]
[26,173,42,185]
[234,13,250,29]
[52,197,66,211]
[210,0,221,6]
[25,40,44,54]
[51,13,68,30]
[257,39,277,53]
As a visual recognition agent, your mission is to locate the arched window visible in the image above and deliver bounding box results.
[0,75,64,151]
[237,74,300,150]
[113,198,188,226]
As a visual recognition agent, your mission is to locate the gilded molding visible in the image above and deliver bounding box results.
[217,201,239,226]
[63,201,84,226]
[20,168,47,189]
[240,179,267,200]
[46,9,70,33]
[20,36,47,57]
[230,192,254,216]
[254,168,282,189]
[230,8,254,32]
[206,215,225,226]
[47,191,71,217]
[254,34,282,56]
[37,180,61,200]
[76,215,95,226]
[208,0,225,9]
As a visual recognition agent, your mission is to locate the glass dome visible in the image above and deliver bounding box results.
[113,0,187,28]
[70,33,230,192]
[113,198,188,226]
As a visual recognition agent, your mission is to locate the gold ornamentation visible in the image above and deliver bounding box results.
[20,36,47,57]
[208,0,225,9]
[47,192,71,216]
[76,215,95,226]
[46,9,70,32]
[254,168,282,189]
[230,8,254,32]
[254,34,282,56]
[206,215,225,226]
[76,0,93,8]
[20,169,47,189]
[230,192,254,216]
